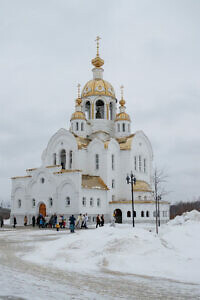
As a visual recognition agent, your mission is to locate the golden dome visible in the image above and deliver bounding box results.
[91,56,104,68]
[81,79,115,98]
[70,111,86,121]
[119,99,125,106]
[115,112,130,122]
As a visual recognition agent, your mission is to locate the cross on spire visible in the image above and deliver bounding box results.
[120,85,124,99]
[95,36,101,57]
[77,83,81,99]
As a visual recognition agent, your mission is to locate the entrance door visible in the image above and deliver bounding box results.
[114,209,122,223]
[39,203,46,217]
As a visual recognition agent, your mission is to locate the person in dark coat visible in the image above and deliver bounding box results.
[13,216,17,228]
[100,214,104,227]
[96,214,101,228]
[69,215,76,233]
[32,215,35,227]
[0,217,3,228]
[24,215,28,226]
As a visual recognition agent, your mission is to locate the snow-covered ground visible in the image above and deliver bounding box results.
[20,210,200,284]
[1,210,200,299]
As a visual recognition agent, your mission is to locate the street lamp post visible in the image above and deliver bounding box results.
[126,172,136,227]
[157,195,161,226]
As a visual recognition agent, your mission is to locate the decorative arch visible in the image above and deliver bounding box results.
[87,138,104,152]
[27,168,55,191]
[132,130,153,160]
[56,178,76,194]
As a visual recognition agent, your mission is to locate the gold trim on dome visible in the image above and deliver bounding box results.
[115,112,130,122]
[81,80,115,98]
[70,111,86,121]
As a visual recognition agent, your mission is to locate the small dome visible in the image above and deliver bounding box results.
[115,112,130,122]
[81,79,115,98]
[70,111,86,121]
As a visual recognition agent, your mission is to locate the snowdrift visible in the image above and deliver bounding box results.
[21,210,200,284]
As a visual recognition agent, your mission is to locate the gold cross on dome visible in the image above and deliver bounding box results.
[95,36,101,56]
[77,83,81,98]
[120,85,124,99]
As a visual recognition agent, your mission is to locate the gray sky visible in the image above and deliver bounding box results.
[0,0,200,204]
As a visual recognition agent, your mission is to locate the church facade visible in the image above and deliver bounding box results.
[11,39,170,225]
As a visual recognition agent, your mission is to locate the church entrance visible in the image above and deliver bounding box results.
[114,209,122,223]
[39,203,46,217]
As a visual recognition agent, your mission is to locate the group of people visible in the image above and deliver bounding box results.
[12,213,106,232]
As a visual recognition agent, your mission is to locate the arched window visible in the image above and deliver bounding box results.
[117,123,120,132]
[128,124,130,132]
[76,122,79,131]
[69,150,72,169]
[49,198,53,207]
[144,159,146,172]
[95,100,104,119]
[141,211,144,217]
[144,196,147,201]
[90,198,93,206]
[66,197,70,206]
[85,101,91,119]
[134,211,136,217]
[60,149,66,169]
[122,123,125,132]
[18,199,21,208]
[81,122,84,131]
[127,211,131,218]
[109,102,113,120]
[112,154,114,170]
[146,211,149,217]
[32,198,36,207]
[53,153,56,165]
[139,155,142,171]
[82,197,86,206]
[97,198,100,207]
[95,154,99,170]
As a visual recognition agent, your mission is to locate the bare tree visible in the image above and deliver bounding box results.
[153,167,168,233]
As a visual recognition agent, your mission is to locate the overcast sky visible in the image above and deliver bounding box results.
[0,0,200,204]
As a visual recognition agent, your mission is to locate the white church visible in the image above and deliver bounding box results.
[11,38,170,225]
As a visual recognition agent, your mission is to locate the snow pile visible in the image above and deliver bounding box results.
[21,210,200,284]
[169,209,200,225]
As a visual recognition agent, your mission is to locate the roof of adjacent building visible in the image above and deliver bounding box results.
[133,180,152,192]
[73,133,135,150]
[82,174,109,190]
